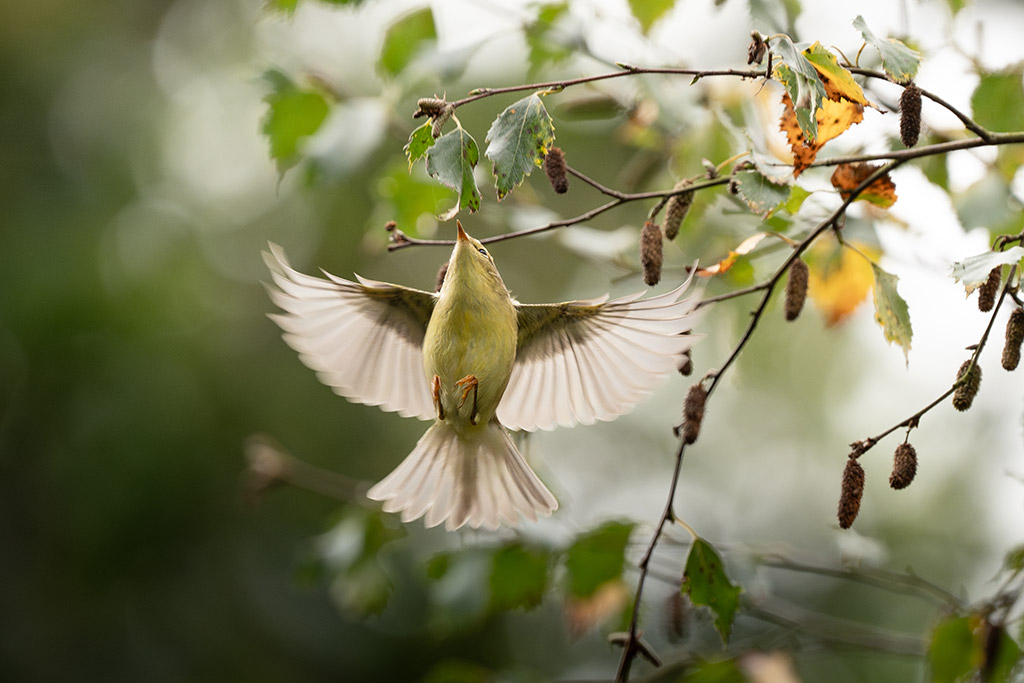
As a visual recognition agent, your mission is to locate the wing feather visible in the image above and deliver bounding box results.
[264,244,437,420]
[499,276,701,431]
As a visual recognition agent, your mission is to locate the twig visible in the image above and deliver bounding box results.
[757,554,962,608]
[849,67,995,142]
[449,65,767,110]
[849,264,1018,458]
[386,176,728,251]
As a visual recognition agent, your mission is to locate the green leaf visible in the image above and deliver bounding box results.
[682,538,742,643]
[928,616,975,683]
[944,0,966,14]
[317,508,404,616]
[628,0,675,33]
[971,70,1024,132]
[525,3,573,73]
[378,163,450,235]
[782,185,811,214]
[425,125,480,220]
[404,121,434,169]
[378,7,436,77]
[853,15,920,83]
[732,169,791,217]
[871,264,913,362]
[421,660,491,683]
[261,70,330,172]
[489,543,549,611]
[1003,543,1024,578]
[950,247,1024,294]
[772,37,825,140]
[679,658,748,683]
[564,521,634,598]
[484,93,555,200]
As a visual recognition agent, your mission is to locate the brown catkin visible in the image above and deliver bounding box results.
[640,221,664,286]
[889,442,918,490]
[682,383,707,445]
[430,105,453,138]
[899,83,922,148]
[664,591,686,642]
[414,97,446,119]
[677,349,693,376]
[952,361,982,411]
[1002,308,1024,370]
[544,147,569,194]
[784,258,809,321]
[747,31,767,65]
[435,261,449,292]
[978,267,1001,312]
[663,182,694,240]
[838,457,865,529]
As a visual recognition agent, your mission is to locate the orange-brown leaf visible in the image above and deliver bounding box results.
[830,162,898,207]
[780,93,864,176]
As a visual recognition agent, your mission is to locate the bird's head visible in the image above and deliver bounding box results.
[441,220,507,297]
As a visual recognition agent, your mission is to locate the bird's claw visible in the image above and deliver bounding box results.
[432,375,445,421]
[455,375,479,425]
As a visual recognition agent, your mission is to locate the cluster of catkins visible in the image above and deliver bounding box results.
[838,265,1024,529]
[639,181,695,286]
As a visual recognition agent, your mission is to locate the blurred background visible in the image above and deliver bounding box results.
[2,0,1024,680]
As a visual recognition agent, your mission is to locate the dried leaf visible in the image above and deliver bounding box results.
[780,93,864,176]
[950,247,1024,294]
[830,162,897,207]
[696,233,767,277]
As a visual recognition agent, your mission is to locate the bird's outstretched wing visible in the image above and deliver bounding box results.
[498,278,701,432]
[264,244,437,420]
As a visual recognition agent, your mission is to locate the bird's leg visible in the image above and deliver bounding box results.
[454,375,479,425]
[432,374,445,420]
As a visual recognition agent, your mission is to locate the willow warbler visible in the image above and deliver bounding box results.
[265,222,700,530]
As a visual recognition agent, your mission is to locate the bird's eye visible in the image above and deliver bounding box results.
[478,247,488,256]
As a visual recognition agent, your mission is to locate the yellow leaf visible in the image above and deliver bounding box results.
[780,93,864,176]
[807,239,878,326]
[802,42,869,105]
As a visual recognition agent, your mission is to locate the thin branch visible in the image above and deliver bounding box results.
[849,67,995,142]
[386,176,728,251]
[757,555,962,608]
[806,131,1024,170]
[449,65,767,110]
[744,596,927,657]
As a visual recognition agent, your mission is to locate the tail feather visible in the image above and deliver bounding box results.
[366,421,557,530]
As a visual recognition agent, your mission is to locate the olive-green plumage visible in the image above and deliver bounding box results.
[264,222,701,530]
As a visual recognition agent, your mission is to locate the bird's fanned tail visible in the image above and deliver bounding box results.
[366,420,557,530]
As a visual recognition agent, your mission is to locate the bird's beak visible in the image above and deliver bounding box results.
[456,220,468,243]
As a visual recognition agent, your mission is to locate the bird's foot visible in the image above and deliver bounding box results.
[455,375,479,425]
[432,375,445,420]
